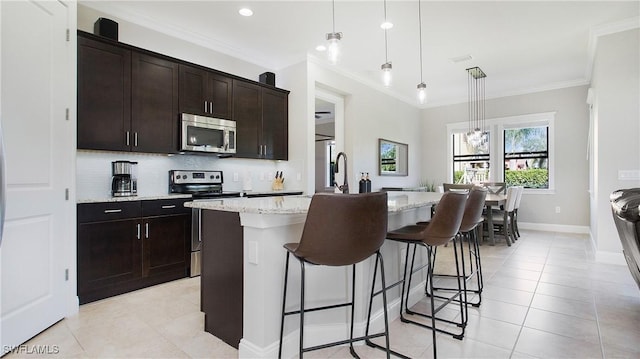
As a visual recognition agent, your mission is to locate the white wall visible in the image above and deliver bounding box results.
[422,86,591,229]
[306,62,423,193]
[590,28,640,262]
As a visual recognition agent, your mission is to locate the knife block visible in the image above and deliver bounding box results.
[272,177,284,191]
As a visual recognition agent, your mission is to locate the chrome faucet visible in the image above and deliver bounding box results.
[333,152,349,193]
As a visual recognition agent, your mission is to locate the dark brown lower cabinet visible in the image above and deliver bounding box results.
[77,199,190,304]
[201,210,243,349]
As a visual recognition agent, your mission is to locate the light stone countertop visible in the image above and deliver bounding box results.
[77,194,192,204]
[184,191,443,214]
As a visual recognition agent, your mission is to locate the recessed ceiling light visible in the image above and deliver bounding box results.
[380,21,393,30]
[449,54,473,63]
[239,8,253,17]
[316,45,327,52]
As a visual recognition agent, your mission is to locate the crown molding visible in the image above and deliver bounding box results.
[586,16,640,83]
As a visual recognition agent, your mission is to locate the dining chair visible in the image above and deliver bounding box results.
[512,185,524,238]
[481,181,507,195]
[366,191,467,359]
[443,183,474,192]
[278,192,391,358]
[486,186,520,246]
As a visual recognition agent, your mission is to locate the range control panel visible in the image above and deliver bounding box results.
[169,170,223,185]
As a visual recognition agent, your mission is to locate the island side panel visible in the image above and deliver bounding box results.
[201,209,243,348]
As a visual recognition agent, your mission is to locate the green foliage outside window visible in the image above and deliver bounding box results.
[505,169,548,188]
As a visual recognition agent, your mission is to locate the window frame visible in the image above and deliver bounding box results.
[447,112,556,194]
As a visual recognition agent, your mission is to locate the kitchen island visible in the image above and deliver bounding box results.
[185,191,442,358]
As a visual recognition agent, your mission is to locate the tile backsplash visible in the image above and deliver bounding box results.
[76,151,302,201]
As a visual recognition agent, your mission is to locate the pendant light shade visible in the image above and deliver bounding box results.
[326,0,342,64]
[417,82,427,104]
[326,32,342,64]
[382,62,392,87]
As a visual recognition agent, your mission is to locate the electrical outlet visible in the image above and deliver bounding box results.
[233,172,239,182]
[555,206,561,213]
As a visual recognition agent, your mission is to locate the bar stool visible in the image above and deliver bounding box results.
[366,191,467,359]
[426,187,488,307]
[278,192,391,359]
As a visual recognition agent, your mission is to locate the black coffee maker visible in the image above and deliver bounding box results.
[111,160,137,197]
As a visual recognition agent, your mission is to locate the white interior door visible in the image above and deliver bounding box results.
[0,1,73,354]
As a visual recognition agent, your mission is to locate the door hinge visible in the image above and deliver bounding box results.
[65,188,69,201]
[65,269,69,281]
[65,108,69,121]
[66,29,70,42]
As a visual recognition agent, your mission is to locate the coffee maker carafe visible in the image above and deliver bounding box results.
[111,160,138,197]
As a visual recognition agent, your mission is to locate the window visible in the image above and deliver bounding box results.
[452,132,490,184]
[447,112,555,191]
[504,126,549,188]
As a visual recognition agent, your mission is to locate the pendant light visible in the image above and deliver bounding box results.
[326,0,342,64]
[466,66,487,148]
[416,0,426,103]
[381,0,392,86]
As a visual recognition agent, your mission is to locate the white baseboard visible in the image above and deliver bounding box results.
[518,222,590,234]
[594,250,626,265]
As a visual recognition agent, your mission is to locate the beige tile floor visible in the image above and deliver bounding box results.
[5,230,640,358]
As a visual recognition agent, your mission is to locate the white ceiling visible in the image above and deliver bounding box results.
[81,1,639,108]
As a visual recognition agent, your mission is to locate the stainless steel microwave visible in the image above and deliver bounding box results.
[180,113,236,154]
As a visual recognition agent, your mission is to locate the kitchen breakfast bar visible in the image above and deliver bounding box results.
[185,191,443,358]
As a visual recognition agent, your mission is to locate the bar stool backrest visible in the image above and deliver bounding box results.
[459,187,488,233]
[292,192,388,266]
[423,191,467,247]
[443,183,474,192]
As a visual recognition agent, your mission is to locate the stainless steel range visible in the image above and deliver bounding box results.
[169,170,241,277]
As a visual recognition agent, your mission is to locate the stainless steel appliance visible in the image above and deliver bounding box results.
[180,113,236,154]
[169,170,241,276]
[111,160,137,197]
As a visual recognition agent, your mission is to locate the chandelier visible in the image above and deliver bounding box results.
[466,66,487,149]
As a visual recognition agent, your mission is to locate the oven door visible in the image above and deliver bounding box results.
[180,113,236,154]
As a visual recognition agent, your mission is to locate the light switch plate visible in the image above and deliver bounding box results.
[618,170,640,180]
[248,241,258,264]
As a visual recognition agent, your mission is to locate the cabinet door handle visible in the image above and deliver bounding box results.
[204,101,208,113]
[104,209,122,214]
[126,131,130,146]
[134,132,138,147]
[136,223,141,240]
[209,101,213,114]
[161,205,176,209]
[145,223,149,239]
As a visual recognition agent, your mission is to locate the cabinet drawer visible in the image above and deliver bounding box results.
[142,198,191,217]
[77,201,142,223]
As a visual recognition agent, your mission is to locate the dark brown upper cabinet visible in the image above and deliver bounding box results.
[233,80,288,160]
[262,87,288,160]
[179,64,232,119]
[77,36,132,151]
[131,52,179,153]
[78,34,179,154]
